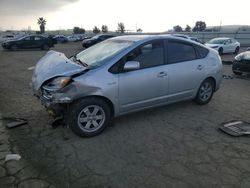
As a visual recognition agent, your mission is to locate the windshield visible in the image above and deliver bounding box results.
[207,38,226,44]
[74,39,134,68]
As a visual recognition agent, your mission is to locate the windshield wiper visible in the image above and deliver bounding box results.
[73,54,88,67]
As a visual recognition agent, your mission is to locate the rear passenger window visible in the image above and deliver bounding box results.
[194,45,209,59]
[126,40,164,69]
[168,41,196,63]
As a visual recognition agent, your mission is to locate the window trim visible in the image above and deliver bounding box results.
[109,39,167,74]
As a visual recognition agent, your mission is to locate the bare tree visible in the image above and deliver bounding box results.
[93,26,100,34]
[137,28,143,33]
[185,25,191,32]
[192,21,206,32]
[173,25,183,32]
[117,22,125,33]
[101,25,108,33]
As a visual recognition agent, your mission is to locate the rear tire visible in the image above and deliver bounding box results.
[67,98,111,137]
[234,47,239,54]
[42,44,49,50]
[194,79,215,105]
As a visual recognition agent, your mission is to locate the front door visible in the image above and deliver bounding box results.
[20,36,33,48]
[118,40,168,113]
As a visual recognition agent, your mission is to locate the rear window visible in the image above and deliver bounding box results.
[194,45,209,59]
[168,41,196,63]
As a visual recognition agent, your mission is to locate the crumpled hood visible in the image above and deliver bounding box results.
[32,50,86,91]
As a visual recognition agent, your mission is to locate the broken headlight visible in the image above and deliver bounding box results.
[43,76,72,91]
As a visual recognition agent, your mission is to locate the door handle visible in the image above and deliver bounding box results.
[197,65,203,70]
[157,71,167,78]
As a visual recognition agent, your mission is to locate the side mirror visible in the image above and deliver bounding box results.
[123,61,140,71]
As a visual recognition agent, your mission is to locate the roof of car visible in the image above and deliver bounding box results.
[110,34,194,42]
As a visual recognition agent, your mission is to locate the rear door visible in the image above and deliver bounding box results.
[118,40,169,112]
[166,40,207,102]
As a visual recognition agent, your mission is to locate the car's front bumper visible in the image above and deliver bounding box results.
[35,87,73,108]
[1,43,10,49]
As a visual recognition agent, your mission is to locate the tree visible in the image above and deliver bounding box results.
[192,21,206,32]
[93,26,100,34]
[101,25,108,33]
[173,25,183,32]
[185,25,191,32]
[73,27,85,34]
[37,17,46,33]
[117,22,125,33]
[137,28,143,33]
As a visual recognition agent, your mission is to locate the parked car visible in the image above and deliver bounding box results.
[82,34,114,48]
[32,35,223,137]
[67,35,81,42]
[232,51,250,75]
[171,34,202,43]
[205,37,240,55]
[53,35,68,43]
[1,35,55,50]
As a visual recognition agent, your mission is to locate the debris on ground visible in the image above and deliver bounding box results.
[27,66,35,70]
[51,116,65,129]
[219,120,250,136]
[0,117,28,129]
[5,154,21,162]
[223,75,234,79]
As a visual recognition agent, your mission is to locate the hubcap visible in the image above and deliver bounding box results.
[199,82,212,101]
[77,105,105,132]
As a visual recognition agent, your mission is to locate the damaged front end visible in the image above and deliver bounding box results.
[32,50,88,117]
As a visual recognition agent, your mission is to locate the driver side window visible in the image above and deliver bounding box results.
[125,40,164,69]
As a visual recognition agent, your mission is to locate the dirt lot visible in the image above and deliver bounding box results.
[0,43,250,188]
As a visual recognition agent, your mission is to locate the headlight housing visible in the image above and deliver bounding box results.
[212,46,218,48]
[43,76,72,91]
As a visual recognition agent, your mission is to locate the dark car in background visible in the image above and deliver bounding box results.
[232,51,250,75]
[2,35,55,50]
[82,34,114,48]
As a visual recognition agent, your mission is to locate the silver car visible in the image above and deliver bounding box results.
[205,37,240,55]
[32,35,223,137]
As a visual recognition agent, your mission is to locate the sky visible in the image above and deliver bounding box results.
[0,0,249,32]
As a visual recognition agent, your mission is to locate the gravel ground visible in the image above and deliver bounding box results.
[0,43,250,188]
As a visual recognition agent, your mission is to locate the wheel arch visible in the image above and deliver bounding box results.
[72,95,115,117]
[204,76,216,91]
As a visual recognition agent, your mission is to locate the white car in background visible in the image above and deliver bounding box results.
[205,37,240,55]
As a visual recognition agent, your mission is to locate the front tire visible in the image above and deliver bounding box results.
[218,48,223,55]
[67,98,111,137]
[10,45,18,51]
[194,79,215,105]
